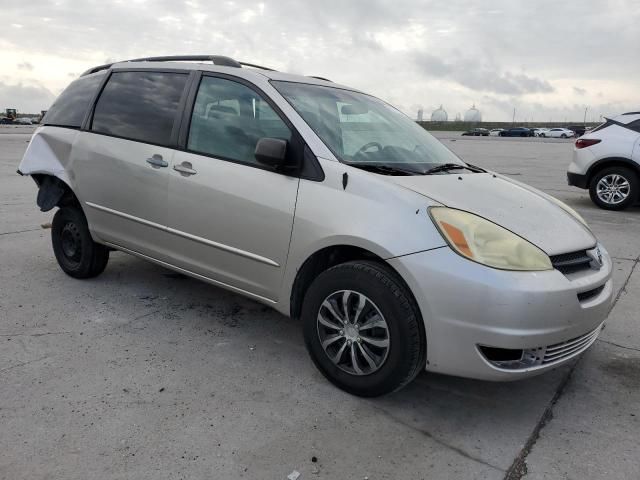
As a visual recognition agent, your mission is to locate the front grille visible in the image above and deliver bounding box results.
[542,326,601,364]
[577,285,605,303]
[550,250,593,275]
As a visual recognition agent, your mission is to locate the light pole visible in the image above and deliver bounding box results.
[583,106,589,126]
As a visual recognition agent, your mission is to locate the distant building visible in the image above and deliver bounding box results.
[464,104,482,122]
[431,105,448,122]
[417,109,424,121]
[455,112,461,122]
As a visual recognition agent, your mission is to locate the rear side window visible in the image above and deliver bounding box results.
[92,71,188,146]
[187,76,291,166]
[43,72,105,128]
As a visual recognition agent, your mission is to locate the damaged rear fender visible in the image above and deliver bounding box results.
[18,127,80,212]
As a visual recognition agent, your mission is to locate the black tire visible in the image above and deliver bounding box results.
[51,207,109,278]
[540,133,546,138]
[589,166,639,211]
[561,133,567,138]
[301,261,426,397]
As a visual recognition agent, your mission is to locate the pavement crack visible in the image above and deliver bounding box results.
[0,331,72,337]
[0,227,42,236]
[0,355,51,374]
[610,256,639,312]
[503,364,576,480]
[504,255,640,479]
[597,339,640,353]
[368,403,504,473]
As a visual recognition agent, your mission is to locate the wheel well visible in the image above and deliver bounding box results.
[290,245,394,320]
[586,158,640,185]
[32,174,80,211]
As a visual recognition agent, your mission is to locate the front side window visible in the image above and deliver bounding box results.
[188,76,291,165]
[92,71,188,146]
[272,81,463,174]
[43,71,105,128]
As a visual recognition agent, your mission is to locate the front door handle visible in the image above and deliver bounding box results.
[173,162,198,176]
[146,154,168,168]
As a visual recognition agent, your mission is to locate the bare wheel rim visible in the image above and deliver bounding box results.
[61,222,82,263]
[316,290,390,376]
[596,174,631,205]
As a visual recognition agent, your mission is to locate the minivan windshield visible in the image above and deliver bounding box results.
[272,81,469,175]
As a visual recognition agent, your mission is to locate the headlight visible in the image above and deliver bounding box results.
[429,207,552,271]
[546,196,588,227]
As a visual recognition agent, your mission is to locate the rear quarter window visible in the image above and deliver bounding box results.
[91,71,189,146]
[42,72,105,128]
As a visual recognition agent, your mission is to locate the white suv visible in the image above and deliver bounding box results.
[19,55,612,396]
[567,112,640,210]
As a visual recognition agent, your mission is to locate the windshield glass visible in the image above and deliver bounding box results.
[272,81,465,174]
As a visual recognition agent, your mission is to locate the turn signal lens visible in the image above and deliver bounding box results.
[429,207,553,271]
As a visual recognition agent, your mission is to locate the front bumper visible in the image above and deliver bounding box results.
[388,244,613,381]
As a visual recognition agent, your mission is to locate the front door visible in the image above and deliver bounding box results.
[167,75,300,301]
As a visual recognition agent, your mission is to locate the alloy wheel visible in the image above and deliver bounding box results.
[596,174,631,205]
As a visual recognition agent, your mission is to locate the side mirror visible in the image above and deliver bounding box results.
[255,137,288,168]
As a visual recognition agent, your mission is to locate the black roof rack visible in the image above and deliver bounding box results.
[308,76,333,82]
[81,55,275,76]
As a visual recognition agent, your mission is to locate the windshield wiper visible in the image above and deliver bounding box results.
[344,163,421,176]
[424,163,483,175]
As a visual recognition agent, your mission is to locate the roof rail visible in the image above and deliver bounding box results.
[308,76,333,82]
[80,55,275,76]
[622,111,640,115]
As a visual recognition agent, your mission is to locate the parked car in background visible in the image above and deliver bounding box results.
[568,125,587,137]
[500,127,533,137]
[533,128,550,137]
[539,128,574,138]
[18,54,613,396]
[568,112,640,210]
[462,128,489,136]
[489,128,504,136]
[14,118,32,125]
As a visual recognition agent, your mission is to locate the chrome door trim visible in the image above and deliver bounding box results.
[85,201,280,267]
[86,201,165,231]
[102,241,277,304]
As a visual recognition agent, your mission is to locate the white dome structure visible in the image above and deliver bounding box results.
[464,104,482,122]
[431,105,448,122]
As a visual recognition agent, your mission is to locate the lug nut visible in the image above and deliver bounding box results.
[339,330,344,336]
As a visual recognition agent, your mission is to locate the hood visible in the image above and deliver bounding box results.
[389,172,596,256]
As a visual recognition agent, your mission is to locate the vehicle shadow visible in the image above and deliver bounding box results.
[98,253,568,472]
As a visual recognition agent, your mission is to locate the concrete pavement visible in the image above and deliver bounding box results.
[1,127,638,479]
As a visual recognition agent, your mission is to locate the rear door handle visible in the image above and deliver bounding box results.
[173,162,197,176]
[146,154,168,168]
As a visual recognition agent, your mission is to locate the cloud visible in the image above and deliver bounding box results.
[0,81,56,113]
[0,0,638,120]
[414,53,554,95]
[573,86,587,95]
[17,62,34,71]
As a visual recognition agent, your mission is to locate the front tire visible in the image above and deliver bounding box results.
[589,166,638,210]
[52,207,109,278]
[301,261,426,397]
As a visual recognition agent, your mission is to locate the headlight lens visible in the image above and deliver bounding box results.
[546,196,588,227]
[429,207,552,271]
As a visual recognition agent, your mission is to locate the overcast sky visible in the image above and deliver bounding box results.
[1,0,638,121]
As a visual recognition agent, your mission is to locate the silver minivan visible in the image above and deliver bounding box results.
[19,55,612,396]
